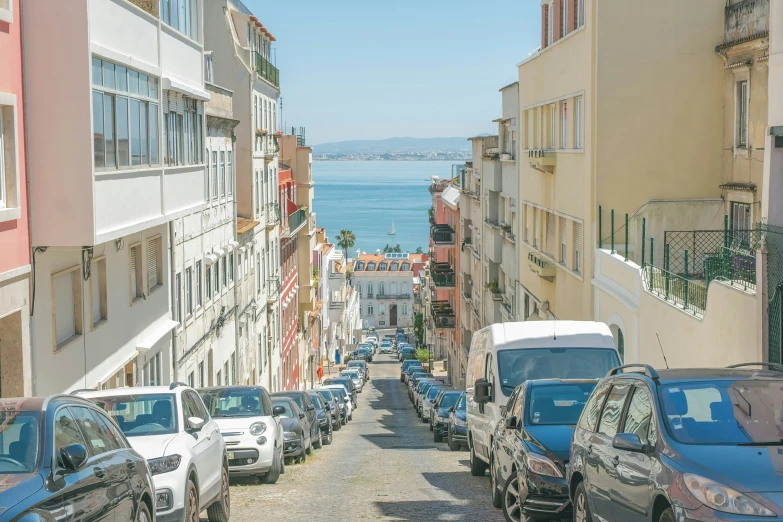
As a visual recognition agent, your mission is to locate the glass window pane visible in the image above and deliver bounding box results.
[103,93,115,168]
[54,408,87,456]
[102,61,115,90]
[116,65,128,92]
[171,0,179,29]
[92,57,103,86]
[149,103,159,165]
[130,99,141,166]
[92,91,105,168]
[117,97,130,167]
[598,384,630,438]
[140,101,148,164]
[129,70,139,95]
[139,74,148,97]
[149,77,158,99]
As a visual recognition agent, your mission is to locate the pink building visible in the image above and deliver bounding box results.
[0,0,32,397]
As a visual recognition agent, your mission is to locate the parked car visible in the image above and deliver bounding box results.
[0,396,156,522]
[347,360,369,381]
[272,391,320,450]
[421,384,451,423]
[490,379,597,522]
[467,321,621,477]
[359,346,374,362]
[324,377,358,408]
[315,388,343,430]
[340,369,364,392]
[380,344,394,354]
[431,391,463,443]
[271,397,310,464]
[401,360,423,382]
[414,380,441,412]
[80,384,230,522]
[306,391,334,446]
[322,385,353,421]
[197,385,284,484]
[404,364,426,384]
[569,363,783,522]
[448,392,468,451]
[399,347,417,361]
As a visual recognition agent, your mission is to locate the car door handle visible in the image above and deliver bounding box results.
[93,467,106,479]
[612,456,620,467]
[126,459,135,470]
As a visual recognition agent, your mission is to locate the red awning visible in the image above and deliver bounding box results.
[286,198,298,216]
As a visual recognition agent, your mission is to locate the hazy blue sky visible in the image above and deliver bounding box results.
[243,0,540,145]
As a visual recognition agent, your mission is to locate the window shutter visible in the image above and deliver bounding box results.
[91,265,101,325]
[561,218,567,246]
[162,92,170,114]
[54,272,76,344]
[575,223,583,254]
[130,246,138,297]
[197,101,203,115]
[546,212,555,250]
[148,238,158,289]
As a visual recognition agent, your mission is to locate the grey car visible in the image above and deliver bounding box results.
[271,397,311,464]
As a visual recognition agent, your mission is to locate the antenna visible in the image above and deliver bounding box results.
[656,333,670,369]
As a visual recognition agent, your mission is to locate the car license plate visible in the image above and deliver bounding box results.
[227,451,234,460]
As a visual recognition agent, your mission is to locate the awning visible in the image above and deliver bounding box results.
[205,253,218,266]
[137,319,179,353]
[442,186,461,210]
[214,248,226,257]
[162,77,211,101]
[230,240,240,250]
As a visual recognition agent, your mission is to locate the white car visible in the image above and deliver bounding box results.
[340,370,364,392]
[79,384,230,522]
[322,384,353,421]
[380,343,393,354]
[198,385,284,484]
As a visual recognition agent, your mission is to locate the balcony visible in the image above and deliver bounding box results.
[431,224,455,245]
[500,293,514,321]
[484,288,503,325]
[431,300,456,330]
[430,263,456,288]
[253,51,280,87]
[528,149,556,174]
[267,277,281,304]
[328,300,345,322]
[284,208,307,238]
[484,220,503,263]
[265,203,280,229]
[528,252,556,281]
[484,159,503,192]
[721,0,769,49]
[374,294,412,300]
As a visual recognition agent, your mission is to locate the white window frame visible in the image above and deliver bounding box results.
[577,0,585,28]
[560,100,567,148]
[90,256,108,329]
[549,103,556,148]
[575,96,584,149]
[735,74,749,149]
[195,260,202,310]
[0,0,13,24]
[0,94,21,222]
[51,266,83,351]
[184,266,193,319]
[547,1,554,45]
[174,272,181,323]
[562,0,568,36]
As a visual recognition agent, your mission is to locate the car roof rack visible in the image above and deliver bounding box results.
[606,364,660,381]
[726,362,783,373]
[170,381,189,390]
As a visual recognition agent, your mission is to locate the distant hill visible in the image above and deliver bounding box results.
[313,137,469,155]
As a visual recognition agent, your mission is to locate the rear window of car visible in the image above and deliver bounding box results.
[91,394,178,436]
[274,393,305,410]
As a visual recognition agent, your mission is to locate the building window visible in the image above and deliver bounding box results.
[560,101,567,148]
[184,266,193,318]
[380,304,386,316]
[211,151,218,200]
[143,352,162,386]
[379,283,385,296]
[163,92,203,167]
[53,268,82,349]
[229,253,234,283]
[574,222,583,273]
[147,236,162,293]
[547,1,554,45]
[174,272,181,323]
[222,256,228,287]
[0,107,5,210]
[129,244,143,301]
[195,261,202,309]
[368,283,373,297]
[560,217,567,263]
[257,253,262,293]
[160,0,199,41]
[90,258,107,328]
[357,284,362,297]
[574,96,583,149]
[220,151,226,197]
[187,371,194,388]
[402,304,408,315]
[562,0,568,36]
[737,80,748,148]
[198,361,205,388]
[227,151,233,196]
[91,57,159,169]
[730,201,751,231]
[549,104,556,148]
[577,0,585,28]
[216,369,222,387]
[214,259,221,294]
[368,303,374,315]
[205,265,212,300]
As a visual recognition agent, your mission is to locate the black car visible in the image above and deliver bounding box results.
[448,392,468,451]
[324,378,358,408]
[0,395,155,521]
[272,391,321,450]
[568,363,783,522]
[490,379,597,522]
[347,360,369,381]
[271,397,311,463]
[431,391,463,443]
[306,391,334,446]
[314,389,343,430]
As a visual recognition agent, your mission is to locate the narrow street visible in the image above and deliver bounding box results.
[225,354,504,521]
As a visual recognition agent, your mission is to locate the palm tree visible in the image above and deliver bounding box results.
[336,229,356,265]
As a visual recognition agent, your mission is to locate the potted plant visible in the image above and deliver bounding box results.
[486,278,500,293]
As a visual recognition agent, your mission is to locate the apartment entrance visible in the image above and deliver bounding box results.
[390,305,398,327]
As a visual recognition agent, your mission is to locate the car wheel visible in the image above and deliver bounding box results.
[324,427,333,446]
[574,482,593,522]
[429,419,434,431]
[306,433,313,455]
[434,427,442,443]
[469,438,487,476]
[260,446,282,484]
[348,412,353,421]
[501,471,522,522]
[313,429,322,450]
[184,479,199,522]
[658,508,675,522]
[297,435,307,463]
[333,418,342,431]
[448,429,461,451]
[135,501,152,522]
[490,453,502,508]
[207,466,230,522]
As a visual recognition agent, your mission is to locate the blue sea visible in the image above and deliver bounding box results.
[312,161,458,256]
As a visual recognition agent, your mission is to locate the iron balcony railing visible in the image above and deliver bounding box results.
[265,203,280,226]
[374,294,411,300]
[430,266,456,287]
[431,224,455,245]
[253,52,280,87]
[267,277,280,302]
[285,208,307,237]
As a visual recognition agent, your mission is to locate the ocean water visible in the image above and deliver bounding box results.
[312,161,457,256]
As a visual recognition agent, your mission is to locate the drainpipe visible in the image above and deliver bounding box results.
[232,132,241,383]
[169,220,179,383]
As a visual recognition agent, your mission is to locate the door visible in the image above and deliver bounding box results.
[53,406,114,521]
[390,305,398,326]
[612,386,657,522]
[588,382,631,521]
[182,391,220,505]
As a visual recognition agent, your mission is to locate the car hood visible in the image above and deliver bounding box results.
[280,418,300,432]
[525,425,576,462]
[455,410,467,422]
[212,416,267,432]
[666,443,783,494]
[0,473,43,513]
[127,433,179,459]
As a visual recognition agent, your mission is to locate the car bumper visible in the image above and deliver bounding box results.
[434,420,449,436]
[451,424,468,442]
[223,434,276,475]
[522,473,571,519]
[674,505,783,522]
[319,420,331,435]
[283,437,303,456]
[156,507,185,522]
[152,472,186,520]
[422,405,431,420]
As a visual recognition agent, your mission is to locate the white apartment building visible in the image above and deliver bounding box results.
[23,0,209,393]
[205,0,282,391]
[354,252,424,330]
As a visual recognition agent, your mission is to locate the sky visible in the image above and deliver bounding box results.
[244,0,541,145]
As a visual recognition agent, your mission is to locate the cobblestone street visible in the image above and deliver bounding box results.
[223,354,504,521]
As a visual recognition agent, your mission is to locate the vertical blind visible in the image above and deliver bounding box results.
[54,272,76,344]
[546,212,555,252]
[130,246,138,297]
[148,238,159,289]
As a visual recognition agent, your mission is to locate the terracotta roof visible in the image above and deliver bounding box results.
[323,244,333,255]
[352,253,425,272]
[237,217,260,234]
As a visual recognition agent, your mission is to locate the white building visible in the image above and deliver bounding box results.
[205,0,282,391]
[23,0,209,394]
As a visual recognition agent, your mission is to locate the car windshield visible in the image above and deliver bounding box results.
[660,380,783,445]
[92,394,178,436]
[317,390,334,403]
[497,348,619,392]
[271,399,296,419]
[526,382,597,426]
[274,393,305,410]
[440,393,461,410]
[456,394,467,411]
[329,388,347,400]
[200,388,264,418]
[330,379,352,393]
[0,411,41,473]
[309,395,323,409]
[341,372,359,379]
[427,387,443,400]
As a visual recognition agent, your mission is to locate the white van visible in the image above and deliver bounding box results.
[465,321,620,476]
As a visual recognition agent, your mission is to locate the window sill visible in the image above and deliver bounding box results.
[0,206,21,224]
[130,295,144,307]
[95,165,163,177]
[149,284,163,295]
[55,334,82,353]
[0,6,13,24]
[91,318,109,332]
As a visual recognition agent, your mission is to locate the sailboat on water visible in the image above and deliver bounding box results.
[388,220,396,235]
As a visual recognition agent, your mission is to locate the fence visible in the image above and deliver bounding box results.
[760,224,783,364]
[664,226,753,277]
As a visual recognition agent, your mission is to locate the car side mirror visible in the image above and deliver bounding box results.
[504,415,518,430]
[474,378,491,404]
[59,443,88,472]
[299,412,306,420]
[325,404,331,412]
[612,433,647,453]
[272,405,285,417]
[448,407,454,412]
[187,417,206,432]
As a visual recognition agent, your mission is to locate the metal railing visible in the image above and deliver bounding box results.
[643,264,707,316]
[267,277,280,301]
[253,52,280,87]
[286,208,307,236]
[265,203,280,226]
[664,228,754,278]
[374,294,411,300]
[434,315,457,329]
[431,225,455,244]
[430,269,456,288]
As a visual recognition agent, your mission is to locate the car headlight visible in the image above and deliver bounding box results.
[284,431,298,438]
[525,453,563,478]
[453,416,466,427]
[683,473,776,517]
[148,455,182,476]
[249,422,267,436]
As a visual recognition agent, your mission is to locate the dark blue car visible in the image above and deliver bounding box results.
[432,390,463,443]
[568,363,783,522]
[490,379,597,522]
[448,392,468,451]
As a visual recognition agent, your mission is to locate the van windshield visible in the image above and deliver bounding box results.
[497,348,619,392]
